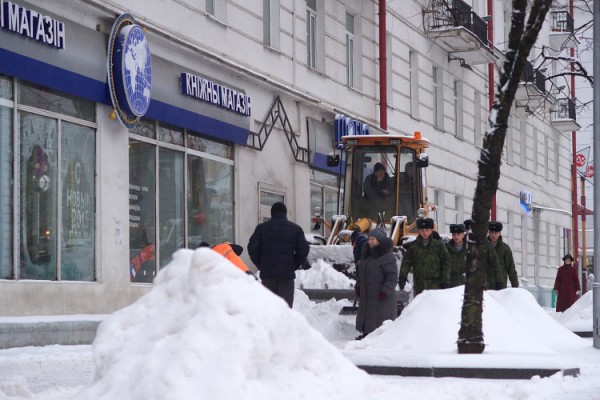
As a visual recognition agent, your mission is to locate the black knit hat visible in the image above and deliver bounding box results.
[374,162,385,172]
[416,218,434,229]
[271,202,287,216]
[450,224,465,234]
[488,221,503,232]
[368,228,387,243]
[562,254,574,262]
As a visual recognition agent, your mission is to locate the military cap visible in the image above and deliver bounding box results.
[463,219,473,231]
[450,223,466,234]
[416,218,434,230]
[488,221,503,232]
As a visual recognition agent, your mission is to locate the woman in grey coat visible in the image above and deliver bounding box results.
[355,228,399,339]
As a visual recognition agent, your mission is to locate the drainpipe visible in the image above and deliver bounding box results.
[570,0,579,275]
[488,0,496,220]
[378,0,387,131]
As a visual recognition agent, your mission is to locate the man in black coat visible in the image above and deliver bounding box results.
[248,202,310,307]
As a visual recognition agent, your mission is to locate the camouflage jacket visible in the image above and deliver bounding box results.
[490,236,518,289]
[400,236,450,295]
[478,241,503,290]
[446,241,466,287]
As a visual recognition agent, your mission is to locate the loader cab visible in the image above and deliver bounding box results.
[342,133,429,232]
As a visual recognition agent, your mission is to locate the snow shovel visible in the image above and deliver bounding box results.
[339,297,358,315]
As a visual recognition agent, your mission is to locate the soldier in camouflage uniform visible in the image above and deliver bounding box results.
[399,218,450,296]
[487,221,519,289]
[464,219,503,290]
[447,223,467,287]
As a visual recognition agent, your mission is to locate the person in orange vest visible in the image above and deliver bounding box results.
[198,241,257,278]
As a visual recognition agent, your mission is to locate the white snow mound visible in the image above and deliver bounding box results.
[78,248,381,400]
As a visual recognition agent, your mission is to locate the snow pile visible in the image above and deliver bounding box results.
[556,290,594,333]
[307,244,354,264]
[293,290,357,343]
[296,259,355,289]
[78,248,383,400]
[346,286,588,355]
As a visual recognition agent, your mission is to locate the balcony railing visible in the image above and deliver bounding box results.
[429,0,488,46]
[550,11,574,33]
[554,98,576,120]
[521,61,546,95]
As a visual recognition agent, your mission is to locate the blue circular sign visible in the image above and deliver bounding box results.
[107,14,152,128]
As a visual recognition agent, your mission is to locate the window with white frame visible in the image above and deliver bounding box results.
[263,0,280,48]
[520,120,527,167]
[0,75,97,281]
[474,90,482,146]
[386,32,392,106]
[409,51,419,118]
[346,12,355,87]
[306,0,317,68]
[206,0,214,15]
[432,66,443,129]
[310,170,340,237]
[454,80,463,138]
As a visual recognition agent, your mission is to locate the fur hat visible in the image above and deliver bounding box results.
[562,254,574,262]
[416,218,434,230]
[367,228,387,243]
[450,223,465,234]
[463,219,473,231]
[488,221,503,232]
[271,202,287,216]
[373,162,386,172]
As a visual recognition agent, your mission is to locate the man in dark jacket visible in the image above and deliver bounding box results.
[487,221,519,289]
[399,218,450,296]
[248,202,309,307]
[447,223,467,287]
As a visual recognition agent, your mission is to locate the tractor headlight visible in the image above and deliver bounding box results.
[417,208,426,218]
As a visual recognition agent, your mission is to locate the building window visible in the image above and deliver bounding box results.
[206,0,215,15]
[409,51,419,118]
[346,12,355,87]
[129,121,234,283]
[386,32,392,106]
[454,80,463,138]
[474,91,482,146]
[263,0,280,48]
[310,170,340,237]
[520,121,527,167]
[433,66,442,129]
[0,77,97,281]
[306,0,317,68]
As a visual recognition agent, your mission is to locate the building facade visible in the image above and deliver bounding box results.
[0,0,578,315]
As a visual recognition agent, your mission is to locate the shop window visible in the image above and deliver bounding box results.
[0,74,12,100]
[0,106,12,279]
[10,80,97,281]
[128,122,234,283]
[310,170,340,237]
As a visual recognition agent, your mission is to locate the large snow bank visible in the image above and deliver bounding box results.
[295,259,355,289]
[78,249,383,400]
[556,290,594,333]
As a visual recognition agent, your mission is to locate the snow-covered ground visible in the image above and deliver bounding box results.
[0,249,598,400]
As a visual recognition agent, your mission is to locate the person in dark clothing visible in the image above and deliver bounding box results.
[247,202,310,308]
[362,162,393,199]
[355,228,398,339]
[554,254,580,312]
[350,230,368,264]
[487,221,519,289]
[447,223,467,287]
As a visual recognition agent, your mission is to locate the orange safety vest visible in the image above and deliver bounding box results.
[211,243,250,273]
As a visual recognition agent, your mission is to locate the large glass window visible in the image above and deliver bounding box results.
[310,170,340,237]
[306,0,317,68]
[0,78,97,281]
[345,12,355,87]
[129,122,234,283]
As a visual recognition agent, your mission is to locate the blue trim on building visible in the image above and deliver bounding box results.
[0,47,249,145]
[312,152,345,175]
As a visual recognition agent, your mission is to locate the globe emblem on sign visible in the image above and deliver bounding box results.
[121,25,152,117]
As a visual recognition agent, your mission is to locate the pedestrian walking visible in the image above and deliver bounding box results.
[487,221,519,289]
[463,219,503,290]
[399,218,450,296]
[447,223,467,287]
[355,228,398,339]
[553,254,581,312]
[247,202,310,307]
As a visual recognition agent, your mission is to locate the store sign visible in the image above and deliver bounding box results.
[181,72,251,117]
[519,189,532,213]
[334,114,369,148]
[107,13,152,129]
[575,146,590,177]
[0,0,65,49]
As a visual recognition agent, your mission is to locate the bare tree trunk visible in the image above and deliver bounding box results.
[457,0,554,354]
